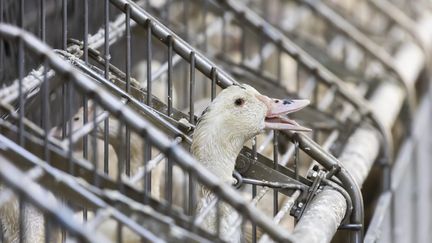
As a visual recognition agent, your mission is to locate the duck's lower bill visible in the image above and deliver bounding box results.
[265,116,311,132]
[260,97,311,132]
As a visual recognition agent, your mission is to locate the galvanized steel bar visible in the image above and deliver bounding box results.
[0,23,295,243]
[109,0,236,88]
[0,152,107,242]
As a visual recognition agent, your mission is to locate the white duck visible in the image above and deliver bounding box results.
[49,104,164,199]
[191,83,310,242]
[0,191,50,243]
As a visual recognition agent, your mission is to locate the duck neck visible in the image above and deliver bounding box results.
[192,124,245,184]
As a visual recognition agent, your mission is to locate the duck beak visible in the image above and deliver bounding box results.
[256,94,311,132]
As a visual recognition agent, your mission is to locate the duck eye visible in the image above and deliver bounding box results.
[74,117,80,121]
[234,98,245,106]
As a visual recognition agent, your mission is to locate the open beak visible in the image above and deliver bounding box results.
[256,94,311,132]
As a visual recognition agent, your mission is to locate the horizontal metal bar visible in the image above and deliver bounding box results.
[110,0,236,88]
[0,130,215,242]
[0,149,107,242]
[0,23,296,242]
[241,177,306,189]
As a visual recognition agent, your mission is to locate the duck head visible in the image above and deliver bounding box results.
[194,84,310,140]
[191,84,310,182]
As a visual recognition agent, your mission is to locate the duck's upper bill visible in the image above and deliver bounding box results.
[256,94,311,132]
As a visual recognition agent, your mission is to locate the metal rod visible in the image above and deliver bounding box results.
[273,130,279,216]
[167,35,173,116]
[18,38,24,146]
[189,52,195,123]
[83,0,89,63]
[125,3,132,176]
[104,0,110,174]
[0,20,299,242]
[42,59,50,163]
[39,0,46,42]
[146,19,152,107]
[0,0,3,72]
[62,0,67,50]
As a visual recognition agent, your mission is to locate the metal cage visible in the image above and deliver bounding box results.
[0,0,431,243]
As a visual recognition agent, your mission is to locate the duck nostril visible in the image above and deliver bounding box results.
[283,99,292,105]
[275,100,279,103]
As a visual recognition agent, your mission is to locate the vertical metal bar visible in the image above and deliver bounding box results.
[273,130,279,216]
[143,137,150,204]
[277,47,282,83]
[146,20,152,106]
[83,99,89,162]
[252,136,257,243]
[82,207,87,222]
[188,172,195,217]
[201,0,209,95]
[104,0,110,78]
[165,152,173,209]
[294,140,299,181]
[117,222,122,243]
[259,26,265,72]
[183,170,188,213]
[92,104,99,186]
[312,80,319,142]
[19,0,24,28]
[39,7,49,144]
[83,0,89,63]
[62,0,67,50]
[42,59,50,163]
[117,122,125,193]
[68,81,74,175]
[144,19,153,199]
[104,0,110,174]
[125,4,131,94]
[0,219,3,243]
[18,38,24,146]
[44,215,50,243]
[125,4,131,176]
[216,199,221,238]
[19,197,25,243]
[39,0,46,42]
[183,0,189,41]
[411,142,419,243]
[221,13,226,55]
[167,35,173,116]
[61,0,68,140]
[181,1,189,108]
[211,67,216,101]
[203,0,208,53]
[0,0,3,72]
[189,52,195,124]
[164,0,171,27]
[241,20,246,62]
